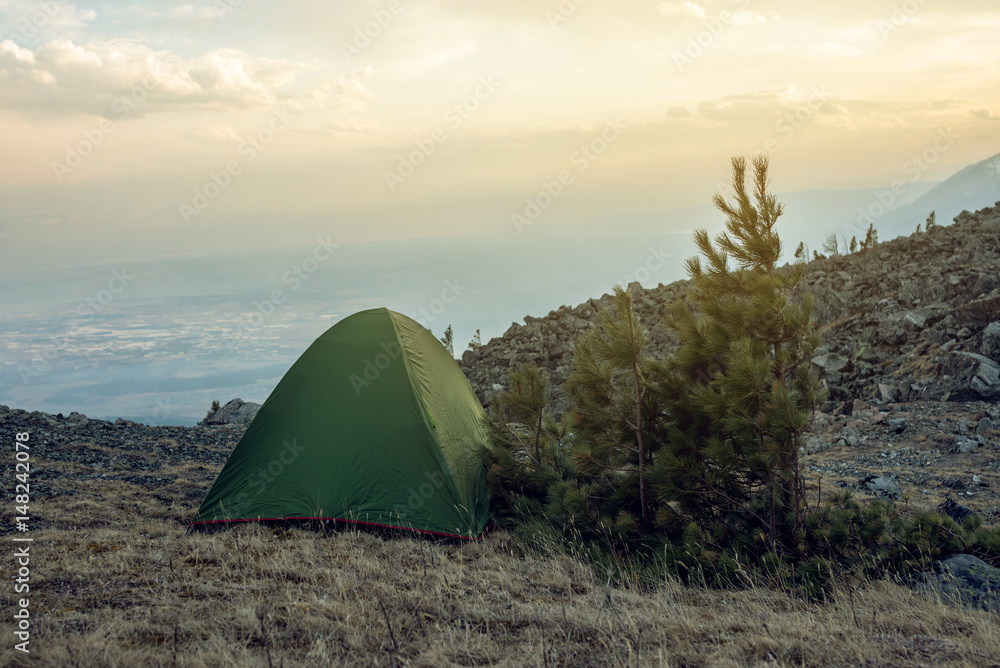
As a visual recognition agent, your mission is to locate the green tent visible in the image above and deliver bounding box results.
[192,307,492,540]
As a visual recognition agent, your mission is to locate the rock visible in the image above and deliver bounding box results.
[878,383,896,403]
[548,344,571,361]
[803,436,832,454]
[918,554,1000,613]
[887,417,908,434]
[939,351,1000,400]
[860,475,902,500]
[811,353,851,374]
[67,411,88,424]
[982,322,1000,362]
[200,398,261,427]
[903,311,927,329]
[977,417,995,434]
[955,295,1000,328]
[942,477,967,490]
[951,436,980,454]
[938,497,976,523]
[838,426,860,447]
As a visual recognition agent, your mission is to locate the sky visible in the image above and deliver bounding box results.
[1,0,999,262]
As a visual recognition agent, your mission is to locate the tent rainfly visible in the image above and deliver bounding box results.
[192,307,492,540]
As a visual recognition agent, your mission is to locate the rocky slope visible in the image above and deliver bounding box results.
[459,203,1000,410]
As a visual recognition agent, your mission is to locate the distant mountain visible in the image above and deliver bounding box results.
[876,151,1000,240]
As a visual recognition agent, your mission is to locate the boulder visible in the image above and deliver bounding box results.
[200,398,261,426]
[803,436,832,454]
[887,417,908,434]
[955,295,1000,328]
[903,311,927,329]
[838,426,861,447]
[977,417,995,434]
[938,497,975,523]
[811,353,851,374]
[67,411,88,425]
[918,554,1000,613]
[939,351,1000,400]
[952,436,980,454]
[982,321,1000,363]
[860,475,902,500]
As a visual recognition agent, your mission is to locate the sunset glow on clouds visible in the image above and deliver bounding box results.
[0,0,998,256]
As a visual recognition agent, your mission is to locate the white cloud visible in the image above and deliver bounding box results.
[728,10,780,26]
[0,39,367,117]
[658,2,707,21]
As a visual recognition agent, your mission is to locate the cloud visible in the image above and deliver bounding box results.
[182,124,243,144]
[658,2,707,21]
[728,10,780,27]
[0,39,365,117]
[658,2,778,26]
[666,105,692,118]
[696,86,807,122]
[970,108,998,121]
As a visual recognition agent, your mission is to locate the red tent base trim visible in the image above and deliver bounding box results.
[189,515,493,542]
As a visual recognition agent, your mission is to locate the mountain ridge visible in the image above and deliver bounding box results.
[460,201,1000,411]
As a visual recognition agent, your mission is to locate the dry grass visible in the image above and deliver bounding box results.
[2,478,999,667]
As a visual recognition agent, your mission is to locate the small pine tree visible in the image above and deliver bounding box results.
[822,233,840,256]
[925,210,936,231]
[206,399,221,419]
[439,324,454,356]
[468,329,482,351]
[849,236,857,253]
[794,242,807,263]
[565,285,656,529]
[650,155,824,551]
[487,363,552,465]
[862,222,878,249]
